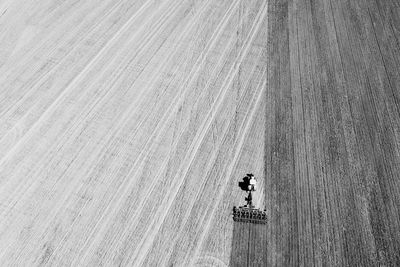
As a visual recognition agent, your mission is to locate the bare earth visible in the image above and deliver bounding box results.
[2,0,400,266]
[0,0,267,266]
[266,0,400,266]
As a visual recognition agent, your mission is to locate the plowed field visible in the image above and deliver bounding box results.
[1,0,400,266]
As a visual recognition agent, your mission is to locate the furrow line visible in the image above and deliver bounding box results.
[171,68,266,267]
[0,0,157,165]
[0,0,182,224]
[131,3,268,264]
[186,62,267,267]
[157,31,269,267]
[0,0,127,127]
[0,0,134,88]
[0,0,189,239]
[73,1,241,265]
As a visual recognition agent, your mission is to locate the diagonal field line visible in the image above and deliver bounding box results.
[0,0,128,118]
[96,23,238,267]
[187,70,267,267]
[0,0,179,197]
[37,0,214,248]
[60,1,238,265]
[0,0,155,165]
[0,0,179,222]
[131,2,269,266]
[73,2,242,265]
[162,60,267,267]
[0,0,130,89]
[0,0,196,263]
[156,23,269,267]
[0,0,131,141]
[0,0,184,264]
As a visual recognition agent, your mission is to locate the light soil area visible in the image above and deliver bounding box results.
[0,0,268,266]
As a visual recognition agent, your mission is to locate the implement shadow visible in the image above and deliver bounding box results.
[229,220,267,266]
